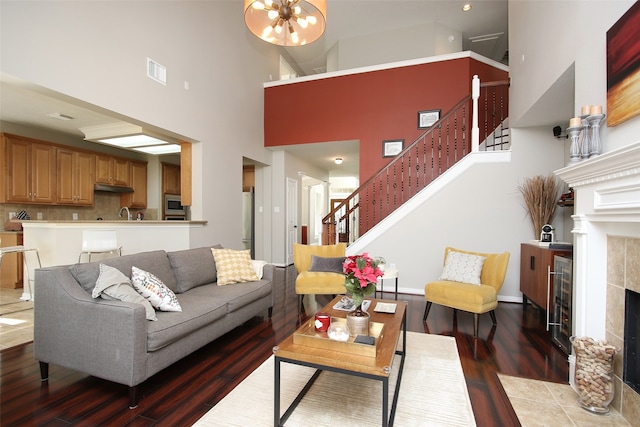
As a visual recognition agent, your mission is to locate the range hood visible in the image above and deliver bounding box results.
[94,183,134,193]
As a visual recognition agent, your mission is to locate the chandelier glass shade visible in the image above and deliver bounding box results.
[244,0,326,46]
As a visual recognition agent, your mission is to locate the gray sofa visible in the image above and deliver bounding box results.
[33,247,274,408]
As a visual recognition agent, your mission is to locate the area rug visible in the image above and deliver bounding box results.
[194,332,476,426]
[497,373,631,426]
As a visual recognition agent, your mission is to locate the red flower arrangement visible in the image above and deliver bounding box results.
[343,253,384,309]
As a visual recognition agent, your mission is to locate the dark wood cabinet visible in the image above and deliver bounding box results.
[520,243,573,318]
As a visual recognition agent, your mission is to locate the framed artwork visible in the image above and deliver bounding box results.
[383,139,404,157]
[418,109,441,129]
[607,1,640,127]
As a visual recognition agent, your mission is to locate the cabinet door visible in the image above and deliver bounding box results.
[31,142,56,203]
[75,151,95,205]
[6,137,32,202]
[162,163,181,195]
[113,158,130,186]
[57,149,94,205]
[95,155,113,184]
[121,161,147,208]
[56,149,76,204]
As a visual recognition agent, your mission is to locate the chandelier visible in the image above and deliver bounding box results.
[244,0,326,46]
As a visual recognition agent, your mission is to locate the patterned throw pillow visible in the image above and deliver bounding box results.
[211,248,260,285]
[93,264,157,321]
[131,266,182,312]
[439,251,486,285]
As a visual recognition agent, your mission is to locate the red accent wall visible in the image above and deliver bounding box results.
[264,57,508,182]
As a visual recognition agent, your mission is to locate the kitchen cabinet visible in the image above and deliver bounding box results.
[0,232,23,288]
[520,242,573,321]
[162,163,181,195]
[2,133,56,204]
[57,148,95,205]
[96,154,130,187]
[121,160,147,209]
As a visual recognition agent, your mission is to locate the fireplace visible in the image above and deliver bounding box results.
[556,142,640,424]
[624,289,640,394]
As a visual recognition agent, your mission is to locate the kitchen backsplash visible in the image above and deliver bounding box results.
[1,193,157,228]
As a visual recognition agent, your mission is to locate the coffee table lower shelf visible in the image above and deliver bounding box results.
[274,348,406,427]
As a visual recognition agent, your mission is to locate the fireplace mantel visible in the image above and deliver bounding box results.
[554,141,640,340]
[556,141,640,218]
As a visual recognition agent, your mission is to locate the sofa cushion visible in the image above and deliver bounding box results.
[93,264,157,321]
[186,279,272,313]
[146,290,228,351]
[70,250,178,293]
[168,245,222,293]
[131,266,182,312]
[439,251,486,285]
[211,248,259,285]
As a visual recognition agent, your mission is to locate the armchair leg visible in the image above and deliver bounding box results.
[473,313,479,338]
[39,361,49,381]
[423,301,432,321]
[489,310,497,325]
[298,294,304,319]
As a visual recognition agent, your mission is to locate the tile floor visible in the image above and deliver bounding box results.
[0,288,34,350]
[498,373,632,427]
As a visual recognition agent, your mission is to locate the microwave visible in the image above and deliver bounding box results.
[164,194,185,216]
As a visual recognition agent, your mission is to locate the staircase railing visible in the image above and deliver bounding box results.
[322,76,510,245]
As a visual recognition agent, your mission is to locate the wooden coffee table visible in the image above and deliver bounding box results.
[273,296,407,426]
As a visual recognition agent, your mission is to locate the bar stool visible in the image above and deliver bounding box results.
[79,230,122,263]
[0,245,42,301]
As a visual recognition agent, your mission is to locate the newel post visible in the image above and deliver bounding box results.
[471,75,480,152]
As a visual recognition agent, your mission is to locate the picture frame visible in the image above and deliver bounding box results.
[382,139,404,157]
[418,109,441,129]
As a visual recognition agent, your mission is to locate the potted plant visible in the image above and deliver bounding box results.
[517,174,562,240]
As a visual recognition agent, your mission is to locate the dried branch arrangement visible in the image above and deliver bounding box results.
[517,174,562,238]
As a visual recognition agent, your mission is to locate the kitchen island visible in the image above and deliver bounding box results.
[21,220,208,298]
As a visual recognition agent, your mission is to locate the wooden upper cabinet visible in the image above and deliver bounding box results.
[120,160,147,209]
[57,148,95,205]
[96,154,130,187]
[3,134,56,204]
[162,163,181,195]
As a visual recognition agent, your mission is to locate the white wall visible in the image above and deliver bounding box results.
[1,1,281,255]
[327,22,461,72]
[509,0,639,152]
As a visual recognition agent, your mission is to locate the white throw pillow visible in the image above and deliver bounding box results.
[131,266,182,312]
[212,248,260,285]
[93,264,157,321]
[439,251,486,285]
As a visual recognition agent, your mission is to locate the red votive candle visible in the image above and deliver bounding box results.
[314,313,330,332]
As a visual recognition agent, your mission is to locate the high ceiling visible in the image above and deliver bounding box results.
[0,1,508,178]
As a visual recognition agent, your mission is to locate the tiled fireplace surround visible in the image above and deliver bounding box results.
[556,141,640,424]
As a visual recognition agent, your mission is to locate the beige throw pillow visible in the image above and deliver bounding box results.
[211,248,260,285]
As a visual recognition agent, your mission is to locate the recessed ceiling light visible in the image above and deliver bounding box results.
[133,144,182,155]
[462,4,472,12]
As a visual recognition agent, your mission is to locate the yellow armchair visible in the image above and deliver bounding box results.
[423,247,510,338]
[293,243,346,317]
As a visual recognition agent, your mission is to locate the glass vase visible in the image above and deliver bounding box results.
[570,336,617,414]
[346,305,370,337]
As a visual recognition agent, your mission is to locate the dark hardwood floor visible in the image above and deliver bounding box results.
[1,266,568,426]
